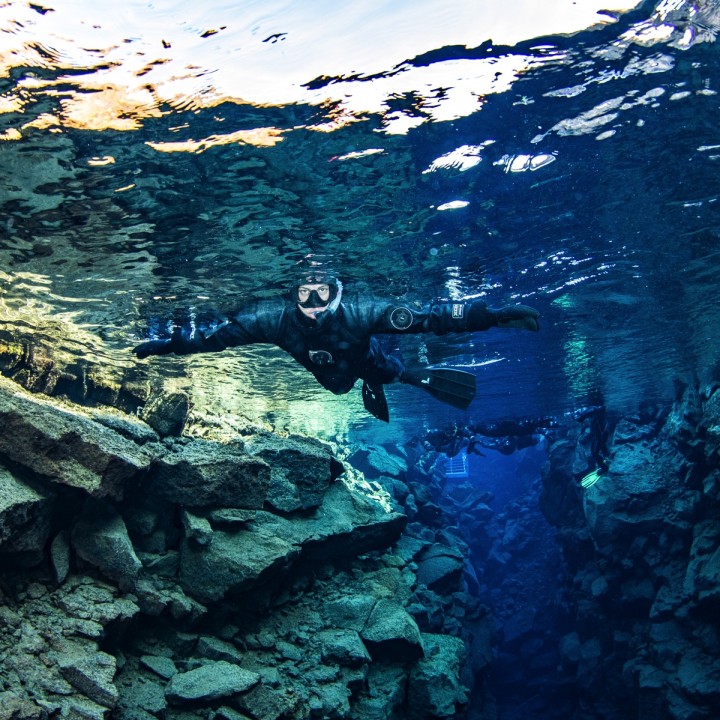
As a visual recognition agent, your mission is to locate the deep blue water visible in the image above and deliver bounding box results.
[1,0,719,441]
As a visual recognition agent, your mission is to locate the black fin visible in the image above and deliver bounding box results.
[405,368,476,411]
[362,381,390,422]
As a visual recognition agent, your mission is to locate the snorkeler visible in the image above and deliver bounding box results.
[424,415,558,457]
[133,272,540,422]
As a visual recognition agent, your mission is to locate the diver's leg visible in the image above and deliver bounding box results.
[359,337,405,385]
[356,338,403,421]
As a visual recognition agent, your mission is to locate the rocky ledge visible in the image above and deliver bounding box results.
[0,375,479,720]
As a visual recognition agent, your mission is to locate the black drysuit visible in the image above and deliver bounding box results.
[134,293,539,419]
[135,294,501,392]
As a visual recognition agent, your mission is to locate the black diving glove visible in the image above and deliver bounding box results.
[490,304,540,332]
[133,338,174,358]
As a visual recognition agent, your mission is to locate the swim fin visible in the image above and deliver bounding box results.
[362,381,390,422]
[402,368,477,411]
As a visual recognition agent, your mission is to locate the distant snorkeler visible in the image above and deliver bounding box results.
[424,415,559,457]
[133,272,540,422]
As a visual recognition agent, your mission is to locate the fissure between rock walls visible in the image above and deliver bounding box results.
[0,373,719,720]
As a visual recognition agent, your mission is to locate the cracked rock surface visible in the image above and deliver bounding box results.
[0,375,476,719]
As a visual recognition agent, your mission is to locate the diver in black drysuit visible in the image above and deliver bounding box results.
[133,273,541,421]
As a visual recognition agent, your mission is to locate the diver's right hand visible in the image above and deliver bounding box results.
[494,305,540,332]
[133,339,173,359]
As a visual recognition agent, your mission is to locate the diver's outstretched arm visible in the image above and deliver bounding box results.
[350,296,540,336]
[133,298,287,359]
[428,300,540,333]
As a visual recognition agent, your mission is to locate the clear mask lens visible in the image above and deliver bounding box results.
[297,284,331,306]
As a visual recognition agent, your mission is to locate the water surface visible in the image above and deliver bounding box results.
[1,0,719,440]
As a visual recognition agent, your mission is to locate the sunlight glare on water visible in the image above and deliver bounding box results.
[0,0,640,131]
[1,0,719,440]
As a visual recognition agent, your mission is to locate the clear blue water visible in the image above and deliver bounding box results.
[1,0,719,440]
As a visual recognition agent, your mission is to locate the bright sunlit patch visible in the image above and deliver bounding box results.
[436,200,470,211]
[87,156,115,166]
[0,0,642,134]
[423,143,493,174]
[21,113,60,132]
[146,127,285,154]
[44,80,162,131]
[498,153,557,172]
[0,128,22,141]
[551,294,576,309]
[0,95,23,114]
[620,21,676,46]
[334,148,384,161]
[304,54,560,135]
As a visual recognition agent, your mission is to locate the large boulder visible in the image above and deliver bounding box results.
[0,467,54,565]
[674,649,720,703]
[232,679,302,720]
[323,594,377,632]
[56,651,118,708]
[139,391,190,437]
[361,599,424,661]
[416,543,465,594]
[407,634,468,718]
[179,519,300,602]
[165,661,259,705]
[353,666,408,719]
[72,501,142,590]
[581,451,681,554]
[245,433,344,513]
[0,375,154,499]
[348,444,408,479]
[298,478,407,561]
[685,543,720,606]
[147,440,270,509]
[179,480,406,602]
[318,629,372,668]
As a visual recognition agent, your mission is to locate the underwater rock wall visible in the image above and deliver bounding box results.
[0,374,481,720]
[6,365,717,720]
[540,383,720,720]
[390,384,720,720]
[0,336,149,415]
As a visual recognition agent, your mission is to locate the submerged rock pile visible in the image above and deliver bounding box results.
[390,382,720,720]
[6,365,717,720]
[0,374,475,719]
[539,383,720,719]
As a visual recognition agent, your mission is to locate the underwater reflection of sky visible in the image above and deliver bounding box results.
[1,0,641,137]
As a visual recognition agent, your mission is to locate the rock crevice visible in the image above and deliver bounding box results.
[0,375,473,720]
